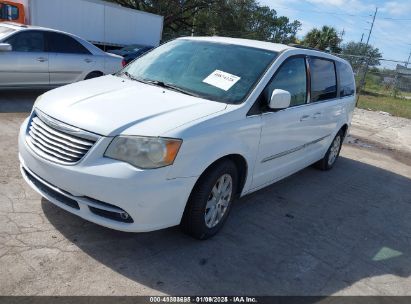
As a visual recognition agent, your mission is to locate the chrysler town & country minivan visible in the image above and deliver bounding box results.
[19,37,356,239]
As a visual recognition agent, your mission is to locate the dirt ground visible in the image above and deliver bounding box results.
[0,93,410,296]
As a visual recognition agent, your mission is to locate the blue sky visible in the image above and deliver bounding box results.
[258,0,411,69]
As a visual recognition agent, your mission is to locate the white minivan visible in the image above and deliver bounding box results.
[19,37,356,239]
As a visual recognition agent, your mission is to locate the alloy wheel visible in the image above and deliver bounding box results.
[204,174,233,228]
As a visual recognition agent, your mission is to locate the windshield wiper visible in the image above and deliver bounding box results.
[120,71,140,82]
[143,79,200,98]
[119,74,200,98]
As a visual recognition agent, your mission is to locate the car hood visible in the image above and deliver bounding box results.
[35,75,227,137]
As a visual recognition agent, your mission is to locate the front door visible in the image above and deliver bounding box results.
[252,56,332,189]
[0,30,49,87]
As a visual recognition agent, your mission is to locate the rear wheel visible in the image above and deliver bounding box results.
[85,71,103,80]
[181,159,238,240]
[315,131,344,171]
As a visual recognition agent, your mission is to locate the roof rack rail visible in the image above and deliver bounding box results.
[288,44,330,53]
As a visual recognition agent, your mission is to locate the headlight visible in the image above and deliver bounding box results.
[104,136,182,169]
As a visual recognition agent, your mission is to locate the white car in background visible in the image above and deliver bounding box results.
[0,23,123,89]
[18,37,356,239]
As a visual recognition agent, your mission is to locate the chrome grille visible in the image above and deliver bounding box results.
[26,111,99,165]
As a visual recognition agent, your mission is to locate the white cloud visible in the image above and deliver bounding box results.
[380,1,411,16]
[304,0,373,13]
[299,20,316,36]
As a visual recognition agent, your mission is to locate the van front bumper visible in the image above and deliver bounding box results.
[18,117,197,232]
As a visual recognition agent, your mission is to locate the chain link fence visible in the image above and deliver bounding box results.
[337,54,411,99]
[331,53,411,118]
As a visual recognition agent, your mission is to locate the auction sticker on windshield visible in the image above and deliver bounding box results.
[203,70,241,91]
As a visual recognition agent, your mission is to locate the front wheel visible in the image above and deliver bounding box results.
[315,131,344,171]
[181,159,238,240]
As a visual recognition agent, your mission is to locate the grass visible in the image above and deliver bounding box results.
[357,91,411,119]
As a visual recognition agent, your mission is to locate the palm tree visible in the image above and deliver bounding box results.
[303,26,342,53]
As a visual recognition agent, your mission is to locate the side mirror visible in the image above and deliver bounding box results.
[268,89,291,110]
[0,43,12,52]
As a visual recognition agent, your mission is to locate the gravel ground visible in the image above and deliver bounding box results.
[0,93,410,296]
[348,109,411,167]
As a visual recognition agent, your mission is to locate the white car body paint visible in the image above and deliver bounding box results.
[19,37,356,232]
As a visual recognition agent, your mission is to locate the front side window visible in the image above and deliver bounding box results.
[0,4,19,20]
[310,58,337,102]
[47,32,91,54]
[123,39,278,104]
[265,57,307,107]
[5,31,45,52]
[337,61,355,97]
[9,5,18,20]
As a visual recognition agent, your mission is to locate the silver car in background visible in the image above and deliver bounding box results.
[0,23,124,89]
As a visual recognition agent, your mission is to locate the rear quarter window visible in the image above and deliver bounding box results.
[337,61,355,97]
[309,57,337,102]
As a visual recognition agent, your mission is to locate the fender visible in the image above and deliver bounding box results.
[166,111,262,195]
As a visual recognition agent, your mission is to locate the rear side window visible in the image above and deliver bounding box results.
[5,31,45,52]
[47,32,91,54]
[309,58,337,102]
[265,57,307,107]
[337,61,355,97]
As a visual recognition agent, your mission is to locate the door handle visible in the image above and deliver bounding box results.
[300,115,310,122]
[37,57,48,62]
[84,58,93,63]
[313,112,322,119]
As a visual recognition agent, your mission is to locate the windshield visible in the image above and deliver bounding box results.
[0,25,15,40]
[121,39,278,104]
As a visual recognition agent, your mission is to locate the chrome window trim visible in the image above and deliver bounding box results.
[305,56,311,103]
[260,97,342,117]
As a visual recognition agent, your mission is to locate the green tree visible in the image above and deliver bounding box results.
[341,41,382,70]
[303,25,342,52]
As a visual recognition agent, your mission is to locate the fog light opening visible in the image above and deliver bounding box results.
[120,212,130,220]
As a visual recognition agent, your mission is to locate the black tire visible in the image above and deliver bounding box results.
[181,159,238,240]
[315,131,344,171]
[85,71,103,80]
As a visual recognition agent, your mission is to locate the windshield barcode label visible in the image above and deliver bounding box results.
[203,70,241,91]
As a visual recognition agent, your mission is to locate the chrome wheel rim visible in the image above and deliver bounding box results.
[328,136,341,166]
[205,174,233,228]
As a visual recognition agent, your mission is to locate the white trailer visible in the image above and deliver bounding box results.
[19,0,164,47]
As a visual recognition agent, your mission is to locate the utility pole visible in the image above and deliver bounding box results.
[357,7,378,105]
[340,28,345,40]
[365,8,377,48]
[360,33,364,43]
[339,28,345,49]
